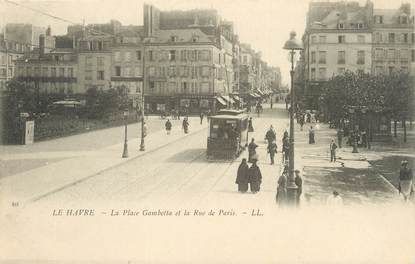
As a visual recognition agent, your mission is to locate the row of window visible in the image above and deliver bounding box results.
[310,66,409,81]
[0,67,13,77]
[148,81,212,94]
[374,32,414,44]
[374,49,415,62]
[85,70,105,81]
[114,66,142,77]
[147,50,212,62]
[114,51,142,62]
[17,66,74,78]
[311,35,367,44]
[147,65,216,79]
[374,15,413,25]
[310,50,366,65]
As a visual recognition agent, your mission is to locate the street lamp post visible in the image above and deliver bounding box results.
[283,31,303,206]
[122,110,129,158]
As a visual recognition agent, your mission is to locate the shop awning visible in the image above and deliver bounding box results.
[216,96,227,106]
[221,95,235,104]
[249,93,259,98]
[231,95,241,102]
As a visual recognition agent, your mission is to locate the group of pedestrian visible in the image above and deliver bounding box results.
[235,158,262,194]
[275,165,303,206]
[265,125,278,165]
[164,117,190,135]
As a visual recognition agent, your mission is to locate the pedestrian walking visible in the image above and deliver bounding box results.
[398,160,413,201]
[337,128,344,148]
[309,126,315,144]
[199,111,204,125]
[248,117,254,132]
[294,169,302,206]
[330,139,338,162]
[299,114,305,131]
[248,138,258,163]
[182,117,189,134]
[235,158,249,193]
[270,97,273,109]
[165,119,172,135]
[285,97,289,110]
[326,190,343,207]
[267,140,278,165]
[276,165,288,206]
[282,131,290,162]
[265,125,277,145]
[248,160,262,194]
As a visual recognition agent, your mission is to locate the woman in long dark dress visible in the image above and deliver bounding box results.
[235,158,249,193]
[276,165,288,205]
[248,138,258,163]
[309,126,315,144]
[248,160,262,194]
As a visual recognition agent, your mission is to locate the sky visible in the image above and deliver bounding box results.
[0,0,409,85]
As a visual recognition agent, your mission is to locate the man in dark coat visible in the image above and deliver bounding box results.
[309,126,315,144]
[248,160,262,194]
[330,139,338,162]
[248,117,254,132]
[399,160,413,201]
[182,118,189,134]
[235,158,249,193]
[276,165,288,206]
[282,132,290,162]
[165,119,172,135]
[294,169,303,206]
[248,138,258,163]
[265,125,277,146]
[267,140,278,165]
[199,111,204,125]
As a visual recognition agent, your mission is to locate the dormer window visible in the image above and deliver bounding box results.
[374,15,383,24]
[337,23,344,29]
[171,36,178,42]
[192,36,199,43]
[400,15,408,24]
[357,23,363,29]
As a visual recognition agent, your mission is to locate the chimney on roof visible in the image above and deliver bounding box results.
[39,34,45,58]
[46,26,51,36]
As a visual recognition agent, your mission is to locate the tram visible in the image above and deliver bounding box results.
[207,109,249,160]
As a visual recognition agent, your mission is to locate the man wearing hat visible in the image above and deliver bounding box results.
[399,160,413,201]
[294,169,303,206]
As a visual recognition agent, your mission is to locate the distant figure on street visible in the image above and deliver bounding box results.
[182,117,189,134]
[330,139,338,162]
[299,113,305,131]
[326,191,343,207]
[398,160,413,201]
[248,117,254,133]
[285,97,289,110]
[270,97,273,109]
[309,126,315,144]
[276,165,288,206]
[248,138,258,163]
[248,160,262,194]
[337,128,344,148]
[199,111,204,125]
[267,140,278,165]
[282,131,290,162]
[206,109,211,122]
[265,125,277,146]
[165,119,172,135]
[236,158,249,193]
[294,169,303,206]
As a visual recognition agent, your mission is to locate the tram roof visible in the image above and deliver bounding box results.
[210,114,248,120]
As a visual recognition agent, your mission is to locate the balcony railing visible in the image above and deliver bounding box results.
[17,76,77,83]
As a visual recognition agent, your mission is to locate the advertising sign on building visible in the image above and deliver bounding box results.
[24,120,34,145]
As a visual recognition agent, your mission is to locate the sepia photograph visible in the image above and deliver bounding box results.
[0,0,414,263]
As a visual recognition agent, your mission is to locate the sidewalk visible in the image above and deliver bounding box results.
[294,122,400,206]
[0,117,208,208]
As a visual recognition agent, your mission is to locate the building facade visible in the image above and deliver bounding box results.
[372,4,415,76]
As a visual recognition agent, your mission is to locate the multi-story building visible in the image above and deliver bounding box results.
[239,43,259,101]
[372,4,415,76]
[142,4,236,114]
[77,34,113,93]
[0,24,43,92]
[302,1,374,109]
[14,28,78,95]
[301,1,414,109]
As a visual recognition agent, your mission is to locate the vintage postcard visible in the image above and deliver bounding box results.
[0,0,414,263]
